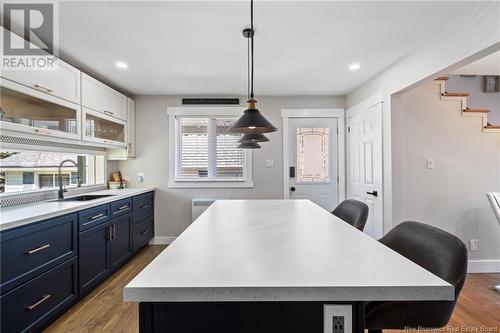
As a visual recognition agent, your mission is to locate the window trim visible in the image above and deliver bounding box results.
[167,107,254,189]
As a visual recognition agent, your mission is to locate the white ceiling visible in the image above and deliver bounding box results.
[41,1,489,96]
[450,51,500,75]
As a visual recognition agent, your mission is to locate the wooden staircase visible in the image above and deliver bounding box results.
[433,77,500,133]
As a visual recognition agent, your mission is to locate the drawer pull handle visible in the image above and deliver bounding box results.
[90,213,105,220]
[26,243,50,255]
[140,204,149,209]
[103,110,114,116]
[26,294,51,310]
[118,205,129,211]
[140,230,149,236]
[33,84,53,93]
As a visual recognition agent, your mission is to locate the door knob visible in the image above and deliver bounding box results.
[290,186,296,192]
[366,191,378,197]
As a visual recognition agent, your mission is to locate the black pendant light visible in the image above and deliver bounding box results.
[239,133,269,143]
[238,141,261,149]
[231,0,277,137]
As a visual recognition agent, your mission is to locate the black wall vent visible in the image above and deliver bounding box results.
[182,98,240,105]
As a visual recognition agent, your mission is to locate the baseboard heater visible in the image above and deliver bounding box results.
[182,98,240,105]
[192,199,216,222]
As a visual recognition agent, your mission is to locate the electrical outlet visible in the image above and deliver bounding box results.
[324,305,351,333]
[469,239,478,251]
[137,172,146,183]
[332,316,344,333]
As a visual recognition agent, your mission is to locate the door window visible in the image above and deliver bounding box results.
[296,128,330,183]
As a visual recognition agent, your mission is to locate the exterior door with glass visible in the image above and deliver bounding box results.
[288,118,338,212]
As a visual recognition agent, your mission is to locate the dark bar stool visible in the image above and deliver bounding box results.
[331,199,369,231]
[365,221,468,333]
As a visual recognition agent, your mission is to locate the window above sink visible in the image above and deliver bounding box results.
[0,149,106,196]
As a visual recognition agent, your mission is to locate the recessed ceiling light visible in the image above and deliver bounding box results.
[115,61,128,69]
[349,63,361,71]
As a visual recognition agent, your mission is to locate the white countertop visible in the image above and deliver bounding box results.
[0,187,156,231]
[124,199,453,302]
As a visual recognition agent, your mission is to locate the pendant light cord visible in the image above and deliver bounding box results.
[247,36,250,100]
[250,0,255,99]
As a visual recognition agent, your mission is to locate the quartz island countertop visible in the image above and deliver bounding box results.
[0,187,156,231]
[124,199,453,303]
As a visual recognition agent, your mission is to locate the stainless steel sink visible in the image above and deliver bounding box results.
[54,194,115,202]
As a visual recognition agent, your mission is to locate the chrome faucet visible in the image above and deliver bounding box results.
[58,159,81,199]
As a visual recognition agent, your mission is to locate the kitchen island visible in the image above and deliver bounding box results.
[124,199,453,333]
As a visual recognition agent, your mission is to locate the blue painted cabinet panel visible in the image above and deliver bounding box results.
[132,216,154,253]
[78,222,110,295]
[110,213,132,271]
[0,213,77,294]
[1,257,77,333]
[78,204,110,232]
[132,192,154,223]
[110,198,132,218]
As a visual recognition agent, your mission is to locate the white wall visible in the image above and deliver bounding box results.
[392,82,500,266]
[345,2,500,232]
[116,95,344,239]
[445,75,500,124]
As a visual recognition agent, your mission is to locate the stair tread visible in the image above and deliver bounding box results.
[463,108,490,113]
[435,76,449,81]
[443,92,469,97]
[485,125,500,129]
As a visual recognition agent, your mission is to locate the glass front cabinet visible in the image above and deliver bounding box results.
[0,79,81,140]
[83,107,127,146]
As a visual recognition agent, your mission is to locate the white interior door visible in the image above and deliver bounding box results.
[347,103,383,238]
[288,118,338,211]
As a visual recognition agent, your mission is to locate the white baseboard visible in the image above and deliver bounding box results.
[149,236,177,245]
[468,260,500,273]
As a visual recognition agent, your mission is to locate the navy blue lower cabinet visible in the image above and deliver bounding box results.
[110,213,132,271]
[78,221,111,295]
[133,216,154,253]
[0,213,77,294]
[1,257,77,333]
[0,191,155,332]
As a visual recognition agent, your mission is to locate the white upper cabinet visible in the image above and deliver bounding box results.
[126,98,136,158]
[1,59,81,104]
[81,73,127,121]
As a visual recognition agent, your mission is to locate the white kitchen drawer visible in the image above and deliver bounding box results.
[0,59,81,104]
[81,73,127,121]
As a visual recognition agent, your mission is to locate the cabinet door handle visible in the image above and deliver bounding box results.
[26,294,51,310]
[140,230,149,236]
[103,110,114,116]
[26,243,50,255]
[33,84,53,93]
[140,204,149,209]
[90,213,105,220]
[112,224,116,239]
[108,225,113,240]
[118,205,129,211]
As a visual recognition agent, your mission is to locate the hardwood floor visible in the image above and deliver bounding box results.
[45,245,500,332]
[45,245,166,333]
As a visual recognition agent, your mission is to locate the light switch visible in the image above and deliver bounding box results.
[426,158,435,169]
[265,159,274,168]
